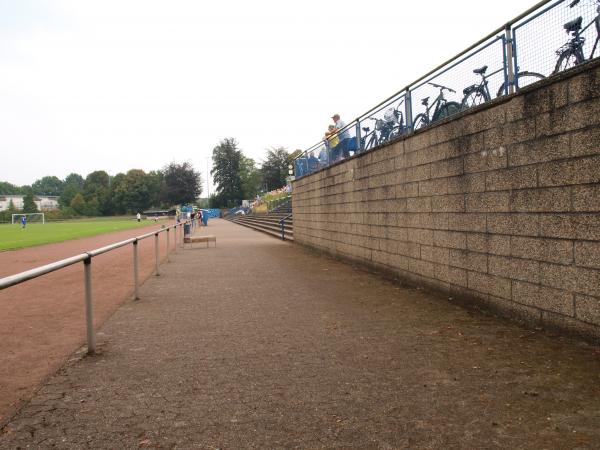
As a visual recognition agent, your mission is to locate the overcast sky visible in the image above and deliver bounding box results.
[0,0,539,191]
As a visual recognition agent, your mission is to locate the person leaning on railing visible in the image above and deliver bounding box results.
[323,124,340,161]
[332,113,351,160]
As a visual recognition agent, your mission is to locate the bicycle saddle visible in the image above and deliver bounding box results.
[421,97,429,106]
[473,65,488,75]
[564,16,582,33]
[362,127,370,133]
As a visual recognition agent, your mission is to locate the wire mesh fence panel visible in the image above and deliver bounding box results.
[291,0,600,179]
[513,0,600,81]
[408,36,507,132]
[356,93,408,154]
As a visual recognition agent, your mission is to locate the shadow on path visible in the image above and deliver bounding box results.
[1,219,599,449]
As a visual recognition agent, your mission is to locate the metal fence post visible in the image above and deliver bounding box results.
[355,121,362,153]
[405,89,413,131]
[154,233,160,276]
[174,225,178,254]
[505,25,516,94]
[133,240,139,300]
[83,256,95,354]
[166,228,170,262]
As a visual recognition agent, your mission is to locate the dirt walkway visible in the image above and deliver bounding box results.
[1,219,599,449]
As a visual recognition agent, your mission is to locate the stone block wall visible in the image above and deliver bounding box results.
[292,60,600,341]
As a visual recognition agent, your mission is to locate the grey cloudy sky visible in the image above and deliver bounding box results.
[0,0,539,190]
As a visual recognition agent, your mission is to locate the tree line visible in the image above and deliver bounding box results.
[210,138,299,208]
[0,162,201,220]
[1,138,298,220]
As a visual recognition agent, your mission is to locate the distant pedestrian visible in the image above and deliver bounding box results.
[21,216,26,228]
[137,212,141,222]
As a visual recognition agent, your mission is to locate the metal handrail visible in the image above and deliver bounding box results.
[292,0,557,170]
[0,219,194,354]
[279,213,293,241]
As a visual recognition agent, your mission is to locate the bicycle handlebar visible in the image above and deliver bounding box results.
[569,0,580,7]
[428,82,456,93]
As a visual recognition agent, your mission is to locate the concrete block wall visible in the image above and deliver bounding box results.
[292,60,600,341]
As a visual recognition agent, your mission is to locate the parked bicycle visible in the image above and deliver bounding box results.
[412,83,461,130]
[553,0,600,73]
[461,65,545,109]
[360,100,407,151]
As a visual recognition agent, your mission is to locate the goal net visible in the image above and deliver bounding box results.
[12,213,45,224]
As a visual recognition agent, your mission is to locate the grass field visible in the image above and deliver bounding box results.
[0,218,163,251]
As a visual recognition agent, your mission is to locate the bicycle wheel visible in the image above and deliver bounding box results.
[461,86,490,109]
[553,50,584,75]
[388,124,404,140]
[496,71,546,97]
[432,101,461,122]
[412,113,429,130]
[364,133,378,151]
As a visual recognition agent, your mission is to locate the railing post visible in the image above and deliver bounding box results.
[133,239,139,300]
[405,89,413,131]
[173,225,177,254]
[83,256,95,354]
[166,228,170,262]
[505,25,516,94]
[280,219,285,240]
[355,121,362,153]
[154,233,160,276]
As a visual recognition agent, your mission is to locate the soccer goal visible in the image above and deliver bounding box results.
[12,213,45,224]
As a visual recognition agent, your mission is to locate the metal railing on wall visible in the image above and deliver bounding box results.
[0,220,194,354]
[293,0,600,178]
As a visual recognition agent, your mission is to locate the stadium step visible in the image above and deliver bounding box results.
[228,213,293,241]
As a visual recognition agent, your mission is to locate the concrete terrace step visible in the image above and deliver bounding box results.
[232,218,293,236]
[229,214,294,241]
[232,219,294,241]
[241,215,292,226]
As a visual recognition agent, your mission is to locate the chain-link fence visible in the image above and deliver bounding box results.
[292,0,600,178]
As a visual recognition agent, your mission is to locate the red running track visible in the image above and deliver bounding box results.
[0,222,180,424]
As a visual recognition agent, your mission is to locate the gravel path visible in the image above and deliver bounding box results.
[1,218,599,449]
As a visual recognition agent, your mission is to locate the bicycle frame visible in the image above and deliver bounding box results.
[421,90,446,122]
[565,0,600,60]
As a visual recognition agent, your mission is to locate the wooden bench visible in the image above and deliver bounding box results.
[183,235,217,248]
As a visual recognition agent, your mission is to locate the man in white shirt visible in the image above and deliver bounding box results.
[332,114,350,159]
[332,114,350,140]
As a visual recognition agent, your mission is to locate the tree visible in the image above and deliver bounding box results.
[32,176,64,196]
[162,162,202,206]
[7,199,17,213]
[0,181,23,194]
[59,173,84,208]
[65,173,84,189]
[108,173,128,215]
[211,138,243,208]
[83,171,110,215]
[116,169,155,213]
[261,147,291,191]
[145,170,165,208]
[239,156,262,200]
[70,193,86,215]
[22,191,39,213]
